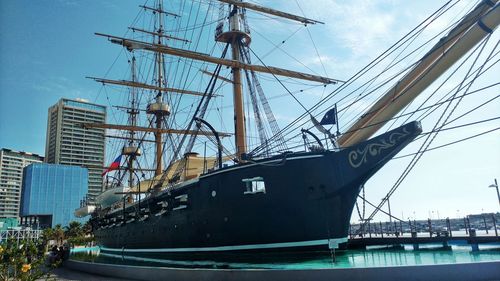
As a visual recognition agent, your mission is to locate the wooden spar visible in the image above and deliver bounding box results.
[83,123,232,137]
[87,165,156,172]
[105,134,156,143]
[129,27,190,43]
[86,76,212,97]
[95,33,339,84]
[217,0,323,25]
[113,105,145,112]
[338,1,499,147]
[200,69,233,83]
[139,5,179,17]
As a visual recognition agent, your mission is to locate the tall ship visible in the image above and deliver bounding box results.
[79,0,499,257]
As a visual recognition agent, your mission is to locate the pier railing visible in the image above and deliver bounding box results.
[0,229,42,243]
[349,213,499,239]
[347,213,499,251]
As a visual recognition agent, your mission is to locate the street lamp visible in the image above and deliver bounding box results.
[488,178,499,208]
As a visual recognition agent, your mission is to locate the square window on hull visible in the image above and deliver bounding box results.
[242,177,266,194]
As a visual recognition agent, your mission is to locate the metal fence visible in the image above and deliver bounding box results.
[0,229,42,243]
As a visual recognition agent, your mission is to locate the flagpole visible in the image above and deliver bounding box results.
[335,103,340,136]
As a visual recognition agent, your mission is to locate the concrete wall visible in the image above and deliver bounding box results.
[65,260,500,281]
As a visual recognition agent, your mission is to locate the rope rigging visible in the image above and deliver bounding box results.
[155,43,230,187]
[359,30,497,230]
[248,0,461,156]
[239,40,288,153]
[251,0,498,160]
[101,0,499,211]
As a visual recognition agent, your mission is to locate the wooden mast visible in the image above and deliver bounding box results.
[215,1,331,160]
[128,56,139,188]
[338,0,499,147]
[94,0,337,166]
[152,1,168,176]
[227,5,247,160]
[97,2,336,160]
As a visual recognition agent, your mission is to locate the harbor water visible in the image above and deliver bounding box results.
[70,244,500,270]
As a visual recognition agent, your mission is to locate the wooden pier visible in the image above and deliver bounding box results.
[347,214,500,251]
[347,235,500,250]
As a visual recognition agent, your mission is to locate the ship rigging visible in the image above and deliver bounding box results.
[76,0,499,256]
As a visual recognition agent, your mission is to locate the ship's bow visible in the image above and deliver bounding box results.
[319,121,422,242]
[336,121,422,187]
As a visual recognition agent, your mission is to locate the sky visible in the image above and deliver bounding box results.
[0,0,499,222]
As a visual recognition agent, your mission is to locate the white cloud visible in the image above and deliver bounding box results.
[32,76,93,100]
[274,113,295,123]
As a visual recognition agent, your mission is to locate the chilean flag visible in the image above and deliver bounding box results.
[102,155,123,176]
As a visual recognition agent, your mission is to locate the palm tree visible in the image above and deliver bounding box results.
[64,221,83,238]
[82,221,92,235]
[53,224,65,245]
[41,227,54,243]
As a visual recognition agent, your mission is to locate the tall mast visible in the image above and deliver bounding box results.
[121,56,142,188]
[155,1,165,175]
[212,1,332,160]
[155,2,164,175]
[228,5,247,160]
[146,0,171,176]
[95,0,336,163]
[129,56,139,188]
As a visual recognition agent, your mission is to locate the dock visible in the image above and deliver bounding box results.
[348,235,500,250]
[347,214,499,250]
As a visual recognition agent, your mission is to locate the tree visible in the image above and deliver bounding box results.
[82,221,92,235]
[41,228,54,244]
[53,224,65,245]
[64,221,83,238]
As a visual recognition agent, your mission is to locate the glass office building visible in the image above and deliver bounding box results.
[45,98,106,203]
[20,163,88,227]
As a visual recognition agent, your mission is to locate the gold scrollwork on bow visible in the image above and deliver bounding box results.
[348,128,410,168]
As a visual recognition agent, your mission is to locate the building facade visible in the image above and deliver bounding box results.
[45,98,106,202]
[0,149,43,219]
[20,163,88,227]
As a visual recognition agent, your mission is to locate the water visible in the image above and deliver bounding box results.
[70,244,500,269]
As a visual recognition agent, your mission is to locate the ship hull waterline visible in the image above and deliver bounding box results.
[92,121,422,258]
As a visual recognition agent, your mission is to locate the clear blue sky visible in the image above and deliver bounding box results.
[0,0,499,221]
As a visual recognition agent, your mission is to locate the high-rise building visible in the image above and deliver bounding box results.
[20,163,88,228]
[45,98,106,202]
[0,149,43,219]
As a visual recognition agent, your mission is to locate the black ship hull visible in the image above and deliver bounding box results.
[92,122,421,256]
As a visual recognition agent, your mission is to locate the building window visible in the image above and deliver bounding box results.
[242,177,266,194]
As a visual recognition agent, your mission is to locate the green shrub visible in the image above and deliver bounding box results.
[0,238,51,281]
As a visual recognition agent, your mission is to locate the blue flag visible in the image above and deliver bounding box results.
[319,107,337,125]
